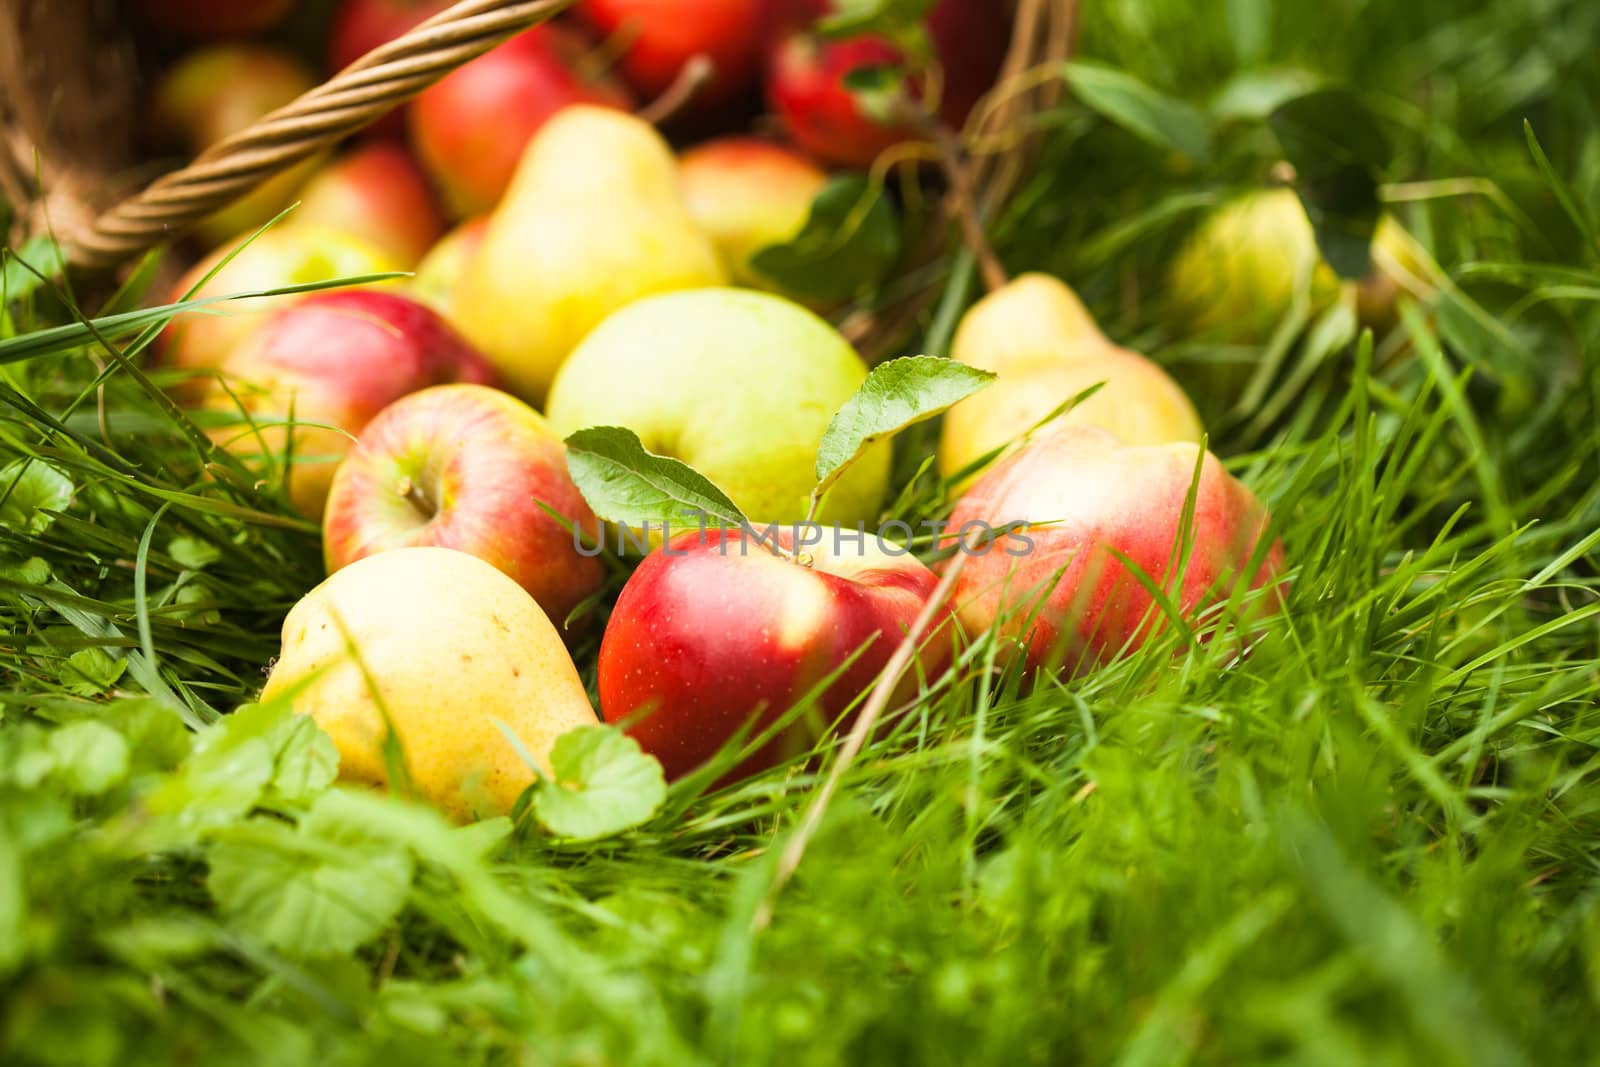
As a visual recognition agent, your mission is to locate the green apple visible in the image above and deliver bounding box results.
[545,288,888,525]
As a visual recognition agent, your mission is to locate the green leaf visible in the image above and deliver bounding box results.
[0,556,50,585]
[841,63,911,125]
[532,726,667,841]
[0,459,73,535]
[58,648,127,697]
[1065,61,1213,162]
[564,426,746,532]
[818,0,936,40]
[208,790,415,957]
[48,721,130,795]
[168,536,222,571]
[750,175,902,302]
[269,714,339,805]
[1,237,66,306]
[814,355,994,500]
[1268,87,1391,278]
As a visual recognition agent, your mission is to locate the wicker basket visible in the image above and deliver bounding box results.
[1,0,1077,341]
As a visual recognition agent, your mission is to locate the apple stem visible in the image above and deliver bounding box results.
[751,530,977,934]
[636,54,715,126]
[395,476,435,519]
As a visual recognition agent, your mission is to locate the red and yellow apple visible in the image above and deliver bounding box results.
[410,216,487,319]
[948,425,1285,676]
[207,291,499,517]
[574,0,764,116]
[600,526,952,782]
[677,137,827,290]
[294,142,445,268]
[408,26,634,216]
[135,0,297,39]
[323,384,605,630]
[149,45,321,244]
[160,225,401,395]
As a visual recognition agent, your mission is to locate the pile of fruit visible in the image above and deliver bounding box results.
[131,0,1428,823]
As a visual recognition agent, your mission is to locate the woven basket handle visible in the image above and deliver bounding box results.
[64,0,576,272]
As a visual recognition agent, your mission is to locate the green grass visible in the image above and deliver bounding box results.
[4,0,1600,1063]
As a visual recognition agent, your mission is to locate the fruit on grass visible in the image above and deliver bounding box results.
[411,217,487,319]
[948,425,1285,676]
[408,26,634,217]
[135,0,297,39]
[261,546,599,821]
[293,143,445,268]
[547,288,887,524]
[766,0,1010,167]
[209,291,499,518]
[160,226,401,393]
[677,137,827,290]
[600,526,950,781]
[454,106,726,403]
[939,274,1203,483]
[323,384,605,629]
[149,45,321,243]
[574,0,765,115]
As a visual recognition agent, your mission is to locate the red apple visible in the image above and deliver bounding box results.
[136,0,297,39]
[575,0,764,115]
[408,26,634,216]
[323,384,606,629]
[678,136,828,289]
[600,526,952,782]
[295,143,445,268]
[766,0,1010,168]
[947,426,1286,677]
[207,291,499,518]
[327,0,452,136]
[149,45,321,243]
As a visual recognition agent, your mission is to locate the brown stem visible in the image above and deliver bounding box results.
[751,536,974,933]
[635,54,715,126]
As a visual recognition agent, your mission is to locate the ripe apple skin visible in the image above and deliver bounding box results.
[948,426,1285,677]
[262,546,599,821]
[410,216,487,319]
[160,225,402,397]
[136,0,296,39]
[323,383,606,630]
[149,45,321,244]
[294,143,445,268]
[766,0,1010,167]
[600,527,952,782]
[677,137,827,290]
[408,26,634,216]
[209,291,499,518]
[574,0,764,115]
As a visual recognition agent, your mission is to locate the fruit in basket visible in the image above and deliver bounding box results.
[547,288,886,524]
[948,426,1285,677]
[454,106,726,403]
[323,384,606,630]
[574,0,765,116]
[149,45,322,244]
[939,274,1202,484]
[294,143,445,268]
[208,291,499,518]
[766,0,1010,167]
[600,526,951,782]
[677,137,827,290]
[261,546,599,821]
[328,0,451,72]
[135,0,297,39]
[408,26,635,217]
[161,226,401,393]
[411,217,487,319]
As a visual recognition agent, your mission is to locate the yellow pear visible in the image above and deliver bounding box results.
[453,106,727,404]
[261,547,598,821]
[940,273,1203,484]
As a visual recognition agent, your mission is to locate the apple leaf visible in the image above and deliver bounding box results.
[47,721,130,796]
[1065,61,1214,163]
[749,175,901,303]
[564,426,746,533]
[207,789,415,958]
[58,647,127,697]
[0,458,73,536]
[532,726,666,842]
[813,356,995,502]
[1268,87,1390,278]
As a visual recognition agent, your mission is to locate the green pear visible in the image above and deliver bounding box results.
[546,289,888,526]
[940,273,1203,486]
[453,106,727,404]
